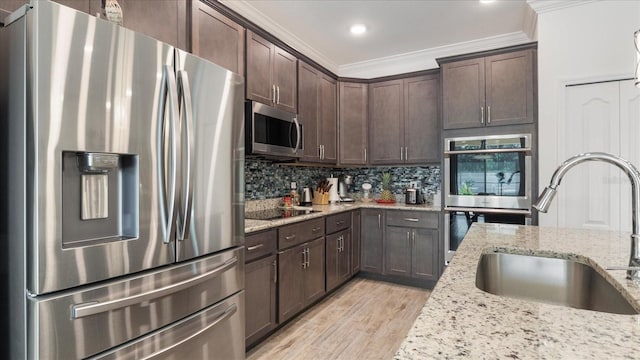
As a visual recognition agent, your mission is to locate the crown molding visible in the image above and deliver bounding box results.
[523,3,538,40]
[338,32,532,79]
[526,0,599,14]
[219,0,339,73]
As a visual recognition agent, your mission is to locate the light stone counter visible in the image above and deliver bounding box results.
[395,223,640,359]
[244,201,440,234]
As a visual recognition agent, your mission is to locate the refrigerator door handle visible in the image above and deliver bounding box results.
[138,304,237,360]
[176,70,194,241]
[158,65,179,244]
[71,256,238,319]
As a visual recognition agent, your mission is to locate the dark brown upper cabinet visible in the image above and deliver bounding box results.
[88,0,189,51]
[298,61,337,163]
[369,74,439,165]
[442,49,534,129]
[191,1,244,74]
[246,29,297,113]
[338,82,368,165]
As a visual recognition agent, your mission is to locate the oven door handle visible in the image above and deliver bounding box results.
[444,148,531,155]
[444,206,532,215]
[71,257,238,319]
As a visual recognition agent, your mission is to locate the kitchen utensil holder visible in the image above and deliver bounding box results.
[312,190,329,205]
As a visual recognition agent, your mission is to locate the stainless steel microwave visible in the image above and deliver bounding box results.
[245,101,303,158]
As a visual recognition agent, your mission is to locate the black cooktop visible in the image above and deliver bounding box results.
[245,207,319,221]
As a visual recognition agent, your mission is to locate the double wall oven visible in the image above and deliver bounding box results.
[444,134,533,264]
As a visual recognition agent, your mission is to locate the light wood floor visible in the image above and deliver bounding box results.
[246,278,431,360]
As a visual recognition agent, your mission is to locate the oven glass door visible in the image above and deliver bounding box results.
[445,134,531,210]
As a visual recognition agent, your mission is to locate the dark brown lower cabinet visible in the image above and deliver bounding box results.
[245,254,277,347]
[278,237,325,323]
[351,210,361,275]
[360,209,384,273]
[384,225,439,281]
[384,226,412,277]
[326,229,351,292]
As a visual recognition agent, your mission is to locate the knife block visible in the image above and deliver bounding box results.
[312,190,329,205]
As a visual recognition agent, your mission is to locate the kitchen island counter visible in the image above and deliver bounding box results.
[245,201,440,233]
[395,223,640,359]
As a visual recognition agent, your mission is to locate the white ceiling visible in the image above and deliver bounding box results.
[221,0,538,78]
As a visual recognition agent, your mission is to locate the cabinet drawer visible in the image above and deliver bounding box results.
[325,211,351,234]
[278,218,325,250]
[245,229,277,263]
[386,211,438,229]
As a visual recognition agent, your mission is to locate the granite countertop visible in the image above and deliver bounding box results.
[395,223,640,359]
[244,201,441,234]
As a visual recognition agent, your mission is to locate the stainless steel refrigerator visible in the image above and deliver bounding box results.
[0,1,245,358]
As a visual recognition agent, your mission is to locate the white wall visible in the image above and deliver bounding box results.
[537,1,640,227]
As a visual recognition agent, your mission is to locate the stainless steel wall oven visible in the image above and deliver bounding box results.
[444,134,532,263]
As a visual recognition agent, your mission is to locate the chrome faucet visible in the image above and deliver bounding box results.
[533,152,640,280]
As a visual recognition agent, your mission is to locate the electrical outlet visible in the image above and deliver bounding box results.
[409,181,419,188]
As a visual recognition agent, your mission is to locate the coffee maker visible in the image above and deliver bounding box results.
[405,181,424,205]
[338,175,354,202]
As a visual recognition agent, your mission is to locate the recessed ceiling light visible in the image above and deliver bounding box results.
[480,0,496,3]
[350,24,367,35]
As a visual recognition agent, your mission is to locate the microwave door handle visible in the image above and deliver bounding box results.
[293,116,301,153]
[177,70,194,241]
[158,65,179,244]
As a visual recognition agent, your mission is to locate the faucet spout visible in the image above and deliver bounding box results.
[533,152,640,280]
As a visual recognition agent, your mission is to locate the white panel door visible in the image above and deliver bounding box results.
[562,82,621,231]
[619,80,640,232]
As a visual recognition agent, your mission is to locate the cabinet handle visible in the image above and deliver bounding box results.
[412,230,415,243]
[336,220,345,226]
[312,227,321,233]
[272,84,276,104]
[318,146,322,158]
[364,148,367,163]
[400,147,403,161]
[277,85,280,104]
[301,249,306,269]
[405,147,408,161]
[340,236,344,252]
[378,214,381,229]
[247,244,264,251]
[487,105,491,124]
[480,106,484,124]
[273,260,277,284]
[322,145,325,160]
[306,248,310,268]
[403,218,420,222]
[285,234,296,240]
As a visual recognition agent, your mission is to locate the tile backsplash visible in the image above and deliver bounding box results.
[244,158,440,200]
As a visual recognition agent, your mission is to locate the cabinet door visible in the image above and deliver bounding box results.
[339,82,368,165]
[277,245,304,323]
[273,47,297,113]
[351,211,361,275]
[337,230,351,284]
[412,229,439,281]
[298,61,320,162]
[191,1,244,74]
[384,226,411,277]
[405,75,440,164]
[325,232,340,292]
[246,30,275,106]
[442,58,485,129]
[304,238,326,305]
[360,209,383,273]
[485,50,534,126]
[89,0,188,50]
[369,80,404,164]
[245,255,277,347]
[319,75,338,163]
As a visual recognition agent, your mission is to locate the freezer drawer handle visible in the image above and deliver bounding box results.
[71,257,238,319]
[142,303,237,360]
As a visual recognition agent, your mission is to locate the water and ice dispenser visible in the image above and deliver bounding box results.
[62,151,138,247]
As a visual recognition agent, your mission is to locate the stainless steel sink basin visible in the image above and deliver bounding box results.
[475,252,639,315]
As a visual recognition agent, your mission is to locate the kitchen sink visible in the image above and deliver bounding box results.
[475,252,639,315]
